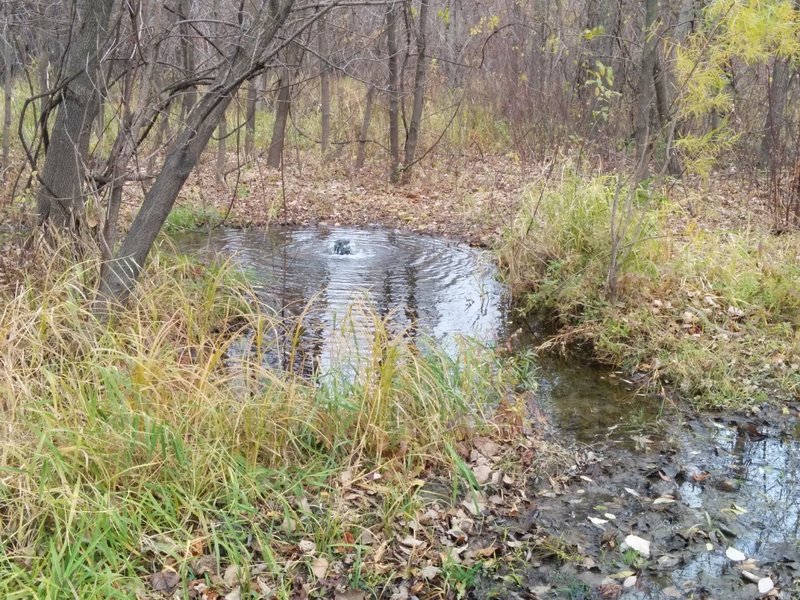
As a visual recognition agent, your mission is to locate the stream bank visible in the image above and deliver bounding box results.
[177,225,800,599]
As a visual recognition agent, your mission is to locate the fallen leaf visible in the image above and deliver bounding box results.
[624,535,651,557]
[311,557,329,579]
[588,516,608,527]
[420,565,440,580]
[741,571,760,584]
[656,554,681,569]
[758,577,774,594]
[725,546,746,562]
[473,545,500,558]
[610,570,636,579]
[150,568,180,593]
[225,586,242,600]
[473,437,501,458]
[597,583,622,599]
[335,591,367,600]
[473,464,492,485]
[653,496,676,505]
[400,535,425,548]
[223,564,239,588]
[188,537,204,557]
[298,540,317,554]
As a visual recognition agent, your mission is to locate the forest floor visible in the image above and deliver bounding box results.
[159,153,534,245]
[167,154,800,598]
[168,153,777,245]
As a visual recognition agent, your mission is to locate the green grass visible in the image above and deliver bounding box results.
[0,250,533,598]
[501,168,800,408]
[163,204,223,232]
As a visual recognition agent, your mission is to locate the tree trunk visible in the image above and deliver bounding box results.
[2,7,12,182]
[36,0,114,230]
[760,58,791,166]
[216,113,227,181]
[634,0,659,176]
[267,44,301,169]
[98,90,235,305]
[37,47,50,120]
[244,82,258,159]
[318,16,331,154]
[267,72,292,168]
[386,1,401,182]
[654,55,681,176]
[178,0,196,122]
[401,0,430,184]
[100,53,156,262]
[355,85,375,170]
[97,0,295,306]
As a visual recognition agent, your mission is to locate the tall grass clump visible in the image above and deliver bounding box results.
[501,169,800,408]
[0,248,527,598]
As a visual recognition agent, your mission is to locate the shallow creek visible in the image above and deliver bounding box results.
[177,226,799,599]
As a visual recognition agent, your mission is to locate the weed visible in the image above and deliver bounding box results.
[551,572,594,600]
[501,169,800,408]
[441,555,482,599]
[164,204,223,232]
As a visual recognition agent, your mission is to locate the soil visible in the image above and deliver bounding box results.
[471,400,800,600]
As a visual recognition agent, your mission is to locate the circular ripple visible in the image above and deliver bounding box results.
[176,226,507,372]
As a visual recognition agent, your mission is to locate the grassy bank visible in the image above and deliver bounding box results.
[0,250,550,599]
[501,169,800,409]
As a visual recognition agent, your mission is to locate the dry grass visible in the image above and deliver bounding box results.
[501,167,800,408]
[0,248,549,598]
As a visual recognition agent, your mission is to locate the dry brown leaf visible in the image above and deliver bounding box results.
[150,568,180,593]
[311,557,329,580]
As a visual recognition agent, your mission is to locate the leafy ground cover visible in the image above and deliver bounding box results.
[141,153,532,247]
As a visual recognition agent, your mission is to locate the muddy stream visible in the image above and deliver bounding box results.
[177,227,799,600]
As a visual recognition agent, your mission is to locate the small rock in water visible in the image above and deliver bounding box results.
[333,239,352,255]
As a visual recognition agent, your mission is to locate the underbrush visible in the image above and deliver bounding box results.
[163,204,223,233]
[0,251,548,598]
[501,169,800,408]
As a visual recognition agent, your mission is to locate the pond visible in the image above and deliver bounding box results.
[177,226,799,599]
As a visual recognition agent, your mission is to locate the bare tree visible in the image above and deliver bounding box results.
[244,82,258,159]
[354,84,375,170]
[97,0,303,304]
[2,4,12,182]
[634,0,659,176]
[318,16,332,154]
[386,0,400,181]
[267,43,303,169]
[35,0,116,230]
[401,0,430,183]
